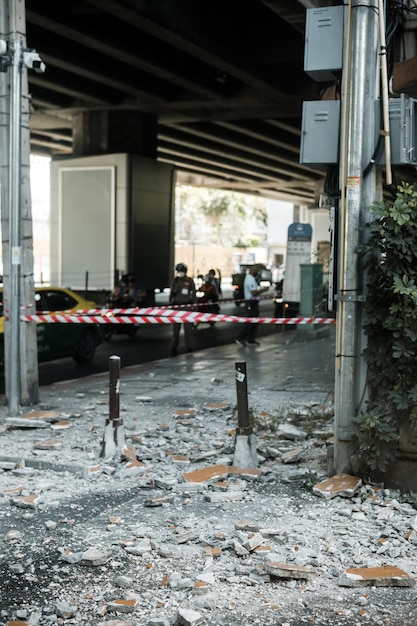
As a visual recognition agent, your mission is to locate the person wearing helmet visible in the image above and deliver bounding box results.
[169,263,196,356]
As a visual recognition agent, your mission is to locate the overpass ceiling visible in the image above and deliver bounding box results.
[25,0,332,204]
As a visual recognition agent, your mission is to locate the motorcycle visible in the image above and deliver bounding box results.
[104,275,146,340]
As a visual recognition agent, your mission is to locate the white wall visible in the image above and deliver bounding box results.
[266,199,295,266]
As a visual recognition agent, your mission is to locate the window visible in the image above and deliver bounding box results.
[42,290,77,311]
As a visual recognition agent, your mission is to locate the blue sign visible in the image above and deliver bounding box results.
[288,223,312,242]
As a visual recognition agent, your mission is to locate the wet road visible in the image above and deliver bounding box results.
[32,298,287,387]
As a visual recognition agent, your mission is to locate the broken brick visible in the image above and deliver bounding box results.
[183,464,230,483]
[204,402,229,411]
[10,494,41,509]
[313,473,362,500]
[107,598,139,613]
[173,408,196,418]
[50,420,71,430]
[339,566,415,588]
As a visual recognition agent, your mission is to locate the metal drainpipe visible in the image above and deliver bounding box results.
[335,0,380,473]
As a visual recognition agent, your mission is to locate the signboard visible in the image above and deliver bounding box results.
[282,223,312,302]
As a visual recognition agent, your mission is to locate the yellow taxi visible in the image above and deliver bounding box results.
[0,286,103,363]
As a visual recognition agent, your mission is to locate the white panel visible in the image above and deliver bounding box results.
[58,167,115,289]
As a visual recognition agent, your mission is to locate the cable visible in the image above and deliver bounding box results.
[324,165,340,198]
[388,0,417,14]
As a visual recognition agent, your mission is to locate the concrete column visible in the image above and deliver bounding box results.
[72,110,157,158]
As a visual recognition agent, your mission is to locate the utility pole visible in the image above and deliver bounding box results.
[334,0,383,472]
[0,0,42,413]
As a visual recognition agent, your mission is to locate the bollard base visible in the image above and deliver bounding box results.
[232,433,258,469]
[100,422,126,460]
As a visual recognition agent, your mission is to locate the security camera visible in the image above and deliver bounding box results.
[23,50,45,73]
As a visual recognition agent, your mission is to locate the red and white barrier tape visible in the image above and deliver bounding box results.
[37,299,270,317]
[18,311,336,326]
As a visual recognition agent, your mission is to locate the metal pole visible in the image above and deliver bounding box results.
[109,354,120,425]
[8,38,22,416]
[100,355,125,459]
[235,361,251,434]
[233,361,258,468]
[335,1,380,472]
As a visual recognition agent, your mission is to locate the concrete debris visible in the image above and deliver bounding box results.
[234,519,260,532]
[4,529,24,541]
[147,617,171,626]
[98,621,130,626]
[1,331,417,625]
[5,418,50,429]
[265,560,319,580]
[243,532,265,551]
[33,439,63,450]
[204,491,244,503]
[281,446,304,464]
[312,473,362,500]
[10,494,40,509]
[55,600,77,618]
[277,423,308,440]
[177,607,204,626]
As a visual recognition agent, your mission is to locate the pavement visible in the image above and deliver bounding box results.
[2,325,417,626]
[0,323,336,466]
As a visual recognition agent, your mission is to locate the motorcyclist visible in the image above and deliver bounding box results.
[169,263,196,356]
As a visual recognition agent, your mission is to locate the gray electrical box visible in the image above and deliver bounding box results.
[377,95,417,165]
[299,100,340,166]
[304,6,344,81]
[300,95,417,167]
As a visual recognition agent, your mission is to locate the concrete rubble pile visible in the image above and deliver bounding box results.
[0,360,416,626]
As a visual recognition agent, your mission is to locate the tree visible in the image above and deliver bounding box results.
[175,186,267,248]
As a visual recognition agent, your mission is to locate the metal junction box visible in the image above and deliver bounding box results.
[304,6,344,81]
[299,100,340,166]
[377,95,417,166]
[300,95,417,167]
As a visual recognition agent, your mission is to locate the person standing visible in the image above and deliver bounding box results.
[236,264,269,346]
[206,268,222,299]
[169,263,196,356]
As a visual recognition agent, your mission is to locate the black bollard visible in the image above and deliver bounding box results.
[109,355,121,426]
[233,361,257,468]
[101,355,125,459]
[235,361,252,435]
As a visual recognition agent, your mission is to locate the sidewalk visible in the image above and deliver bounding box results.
[1,326,417,626]
[0,326,336,474]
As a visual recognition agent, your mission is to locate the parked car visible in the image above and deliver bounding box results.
[231,263,272,305]
[0,286,103,363]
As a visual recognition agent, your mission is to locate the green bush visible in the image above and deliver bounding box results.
[351,412,398,474]
[354,182,417,473]
[364,182,417,416]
